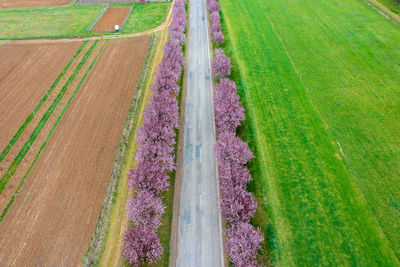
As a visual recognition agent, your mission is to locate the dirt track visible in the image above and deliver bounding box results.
[0,36,149,266]
[0,42,81,154]
[91,6,132,33]
[0,0,71,8]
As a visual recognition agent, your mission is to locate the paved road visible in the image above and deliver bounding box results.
[175,0,225,265]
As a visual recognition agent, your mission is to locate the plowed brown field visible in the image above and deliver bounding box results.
[0,42,82,154]
[0,0,71,8]
[91,6,132,33]
[0,36,149,266]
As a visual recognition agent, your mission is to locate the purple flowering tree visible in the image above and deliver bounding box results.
[127,191,166,229]
[220,186,257,223]
[226,222,264,267]
[124,0,187,264]
[214,132,254,165]
[123,226,163,266]
[213,48,231,78]
[128,161,170,194]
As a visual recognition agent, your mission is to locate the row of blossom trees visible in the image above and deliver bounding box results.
[208,0,264,266]
[123,1,187,265]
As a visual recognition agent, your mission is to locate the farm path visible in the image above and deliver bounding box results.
[174,0,225,265]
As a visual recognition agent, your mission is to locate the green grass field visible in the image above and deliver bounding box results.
[218,0,400,265]
[0,5,104,39]
[122,3,170,34]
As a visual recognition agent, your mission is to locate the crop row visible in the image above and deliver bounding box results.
[207,0,264,265]
[0,40,107,222]
[0,41,88,164]
[0,41,98,195]
[122,1,187,265]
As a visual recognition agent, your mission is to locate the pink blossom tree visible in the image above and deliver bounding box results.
[220,186,257,223]
[213,48,231,78]
[214,80,245,132]
[214,132,254,165]
[218,162,252,189]
[226,222,264,267]
[124,0,187,264]
[212,30,225,44]
[128,161,170,194]
[127,191,165,229]
[144,92,179,129]
[123,226,163,266]
[208,0,220,12]
[210,11,221,32]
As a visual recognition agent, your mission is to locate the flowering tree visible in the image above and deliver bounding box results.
[213,48,231,78]
[220,186,257,223]
[214,132,254,165]
[226,222,264,267]
[128,161,170,194]
[152,64,181,95]
[124,0,187,264]
[127,191,166,229]
[215,78,237,94]
[162,41,185,76]
[144,92,179,128]
[210,11,222,32]
[218,162,252,189]
[212,30,225,44]
[123,226,163,266]
[208,0,220,12]
[214,79,244,132]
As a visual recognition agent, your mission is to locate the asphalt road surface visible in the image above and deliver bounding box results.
[175,0,225,265]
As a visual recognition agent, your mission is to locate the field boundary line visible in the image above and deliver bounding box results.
[265,11,398,258]
[362,0,400,27]
[0,40,108,222]
[86,4,109,33]
[0,41,99,195]
[119,5,133,33]
[0,41,88,164]
[82,35,155,266]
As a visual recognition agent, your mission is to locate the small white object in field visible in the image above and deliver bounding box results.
[115,25,120,32]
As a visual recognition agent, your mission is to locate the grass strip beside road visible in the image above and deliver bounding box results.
[0,40,108,222]
[0,41,99,195]
[0,41,88,164]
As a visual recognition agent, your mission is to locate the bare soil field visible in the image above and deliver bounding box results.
[0,42,81,154]
[0,36,149,266]
[0,40,98,215]
[91,6,132,33]
[0,0,72,9]
[0,37,149,266]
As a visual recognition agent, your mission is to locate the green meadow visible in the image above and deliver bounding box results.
[219,0,400,265]
[0,5,104,39]
[123,3,170,34]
